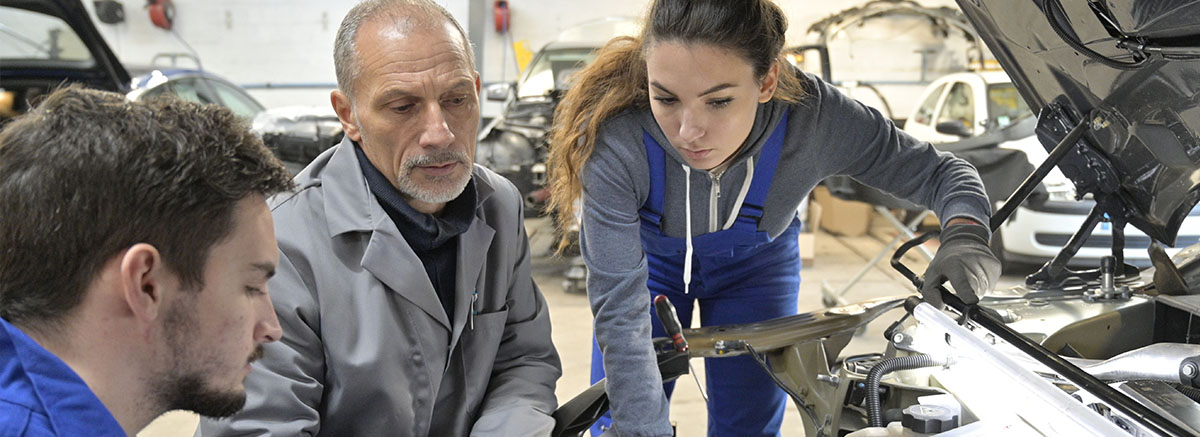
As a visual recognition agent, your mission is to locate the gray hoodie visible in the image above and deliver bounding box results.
[579,73,989,436]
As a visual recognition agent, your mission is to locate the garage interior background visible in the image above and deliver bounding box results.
[13,0,1200,436]
[83,0,966,119]
[70,1,996,435]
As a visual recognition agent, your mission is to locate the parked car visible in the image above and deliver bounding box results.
[859,0,1200,431]
[1,0,129,124]
[903,70,1031,141]
[127,65,265,121]
[477,40,602,214]
[250,105,343,174]
[2,0,265,134]
[127,66,328,173]
[903,69,1200,269]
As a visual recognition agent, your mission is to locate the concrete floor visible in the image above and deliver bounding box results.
[138,212,1033,437]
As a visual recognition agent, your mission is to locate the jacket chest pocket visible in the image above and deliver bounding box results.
[460,305,508,410]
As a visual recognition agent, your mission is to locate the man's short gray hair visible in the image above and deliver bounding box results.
[333,0,475,100]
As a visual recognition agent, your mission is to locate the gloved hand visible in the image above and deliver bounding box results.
[921,222,1001,308]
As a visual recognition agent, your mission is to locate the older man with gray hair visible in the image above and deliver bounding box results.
[197,0,561,435]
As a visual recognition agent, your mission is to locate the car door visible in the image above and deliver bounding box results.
[137,76,221,107]
[204,78,265,120]
[0,0,131,91]
[931,81,977,142]
[904,81,948,141]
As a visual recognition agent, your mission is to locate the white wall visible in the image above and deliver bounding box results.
[83,0,963,116]
[84,0,467,109]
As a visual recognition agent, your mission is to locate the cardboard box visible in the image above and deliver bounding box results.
[811,186,873,237]
[799,198,821,263]
[797,196,821,264]
[797,232,815,264]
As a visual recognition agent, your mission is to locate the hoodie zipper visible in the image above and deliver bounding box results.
[709,172,722,233]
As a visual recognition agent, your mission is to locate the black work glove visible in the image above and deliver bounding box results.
[921,222,1001,308]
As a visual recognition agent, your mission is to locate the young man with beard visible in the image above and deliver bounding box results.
[197,0,560,436]
[0,86,294,436]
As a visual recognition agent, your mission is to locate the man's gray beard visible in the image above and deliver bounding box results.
[395,149,472,204]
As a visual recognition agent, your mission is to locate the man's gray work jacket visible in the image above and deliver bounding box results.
[198,139,561,436]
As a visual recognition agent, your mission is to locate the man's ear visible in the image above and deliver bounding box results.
[331,90,361,142]
[758,61,780,103]
[118,243,167,326]
[475,71,482,94]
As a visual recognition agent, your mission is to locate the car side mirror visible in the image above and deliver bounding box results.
[935,121,972,137]
[486,83,513,102]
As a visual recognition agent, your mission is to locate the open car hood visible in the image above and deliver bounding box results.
[0,0,130,91]
[956,0,1200,245]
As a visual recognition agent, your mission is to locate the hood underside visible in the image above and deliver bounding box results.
[1,0,130,90]
[955,0,1200,245]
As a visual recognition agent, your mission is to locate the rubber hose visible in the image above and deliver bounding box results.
[866,354,948,427]
[1175,384,1200,403]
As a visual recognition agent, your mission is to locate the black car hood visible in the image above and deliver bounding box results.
[956,0,1200,245]
[1,0,130,91]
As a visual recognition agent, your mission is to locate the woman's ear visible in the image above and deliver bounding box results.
[758,61,780,103]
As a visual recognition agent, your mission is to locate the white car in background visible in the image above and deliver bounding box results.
[904,70,1200,268]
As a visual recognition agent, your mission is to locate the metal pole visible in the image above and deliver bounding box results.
[990,119,1089,232]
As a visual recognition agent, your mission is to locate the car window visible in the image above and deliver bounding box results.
[912,83,946,126]
[986,83,1033,129]
[0,7,92,66]
[937,82,974,131]
[207,79,264,119]
[164,78,220,106]
[136,83,174,101]
[517,48,598,99]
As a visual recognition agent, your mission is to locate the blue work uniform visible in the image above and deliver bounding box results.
[0,317,125,436]
[591,111,800,436]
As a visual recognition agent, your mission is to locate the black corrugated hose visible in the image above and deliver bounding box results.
[866,354,949,427]
[1174,384,1200,403]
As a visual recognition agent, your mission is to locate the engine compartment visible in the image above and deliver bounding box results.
[826,286,1200,435]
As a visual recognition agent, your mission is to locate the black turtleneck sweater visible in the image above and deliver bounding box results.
[355,144,476,324]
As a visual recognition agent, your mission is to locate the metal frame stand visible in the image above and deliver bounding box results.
[820,206,934,307]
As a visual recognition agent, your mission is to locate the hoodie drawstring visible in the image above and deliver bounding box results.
[682,165,694,295]
[682,157,755,294]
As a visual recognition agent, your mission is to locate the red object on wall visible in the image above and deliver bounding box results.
[147,0,174,30]
[493,0,509,33]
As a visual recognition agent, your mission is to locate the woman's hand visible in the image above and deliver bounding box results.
[920,220,1001,308]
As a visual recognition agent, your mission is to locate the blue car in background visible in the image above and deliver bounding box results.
[126,66,265,121]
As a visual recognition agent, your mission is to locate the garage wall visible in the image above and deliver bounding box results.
[84,0,961,117]
[85,0,469,109]
[484,0,966,119]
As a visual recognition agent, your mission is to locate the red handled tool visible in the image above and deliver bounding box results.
[654,295,688,353]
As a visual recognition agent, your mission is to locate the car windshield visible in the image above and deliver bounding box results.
[986,82,1033,130]
[0,6,93,67]
[516,48,597,100]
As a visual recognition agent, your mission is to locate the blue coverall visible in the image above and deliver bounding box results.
[0,317,125,436]
[591,112,800,436]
